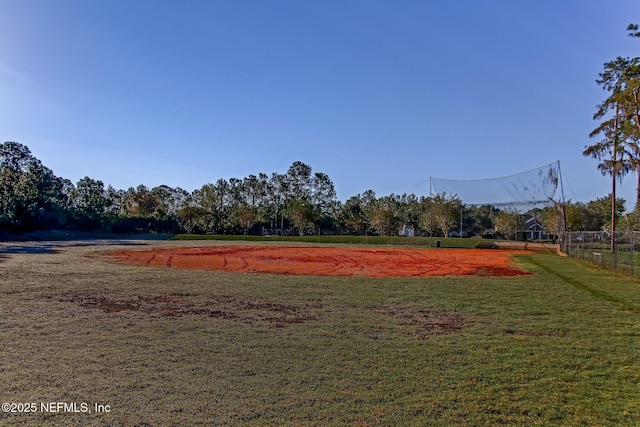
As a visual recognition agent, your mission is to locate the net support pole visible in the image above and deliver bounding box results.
[429,177,433,245]
[558,161,568,252]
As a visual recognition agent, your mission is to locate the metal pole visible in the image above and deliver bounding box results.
[557,161,568,252]
[429,178,433,246]
[631,231,634,277]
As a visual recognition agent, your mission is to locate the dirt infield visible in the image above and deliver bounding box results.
[106,245,531,277]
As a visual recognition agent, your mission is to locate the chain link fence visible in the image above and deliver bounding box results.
[563,231,640,277]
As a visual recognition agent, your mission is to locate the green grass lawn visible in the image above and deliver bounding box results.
[1,241,639,426]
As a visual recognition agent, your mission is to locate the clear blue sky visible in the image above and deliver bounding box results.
[1,0,639,207]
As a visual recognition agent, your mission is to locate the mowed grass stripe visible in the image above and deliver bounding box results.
[521,253,640,312]
[0,241,639,426]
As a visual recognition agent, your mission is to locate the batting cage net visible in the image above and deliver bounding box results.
[429,161,563,213]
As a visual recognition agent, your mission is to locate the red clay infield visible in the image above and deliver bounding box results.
[106,245,531,278]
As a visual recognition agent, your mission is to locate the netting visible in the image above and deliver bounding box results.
[430,161,562,213]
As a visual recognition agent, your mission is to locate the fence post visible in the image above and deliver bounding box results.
[614,231,618,272]
[632,231,634,277]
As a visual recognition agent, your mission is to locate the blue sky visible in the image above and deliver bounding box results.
[1,0,639,207]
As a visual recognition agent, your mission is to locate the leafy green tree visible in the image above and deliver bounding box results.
[465,204,498,237]
[338,195,369,235]
[176,205,207,234]
[71,177,112,229]
[286,161,313,201]
[149,185,175,218]
[117,187,139,217]
[426,193,462,237]
[493,209,523,240]
[584,24,640,248]
[541,201,585,233]
[236,204,260,235]
[194,179,230,233]
[620,25,640,207]
[280,162,336,234]
[286,198,316,235]
[132,185,160,217]
[538,201,585,242]
[619,204,640,230]
[584,57,633,247]
[418,197,436,237]
[398,193,422,234]
[367,195,402,236]
[310,172,336,214]
[266,172,288,229]
[586,194,625,231]
[564,202,588,231]
[240,174,269,207]
[0,141,67,232]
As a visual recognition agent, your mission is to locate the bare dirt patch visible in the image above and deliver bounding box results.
[105,245,531,278]
[375,305,472,338]
[61,293,318,328]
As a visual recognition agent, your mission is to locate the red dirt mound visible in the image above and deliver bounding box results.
[106,245,531,278]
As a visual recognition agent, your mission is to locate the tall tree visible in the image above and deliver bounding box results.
[623,25,640,206]
[266,172,288,229]
[286,161,313,201]
[132,185,162,217]
[0,141,66,231]
[310,172,336,214]
[72,177,112,229]
[195,179,230,233]
[584,56,634,251]
[338,195,369,235]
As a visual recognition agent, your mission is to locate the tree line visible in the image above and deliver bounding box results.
[0,141,634,239]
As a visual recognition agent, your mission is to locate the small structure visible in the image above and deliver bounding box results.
[523,214,545,240]
[399,226,415,237]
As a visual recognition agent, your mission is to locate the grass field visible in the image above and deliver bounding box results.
[1,240,639,426]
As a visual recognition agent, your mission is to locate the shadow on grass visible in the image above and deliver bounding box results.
[0,240,148,262]
[524,255,640,313]
[0,245,61,255]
